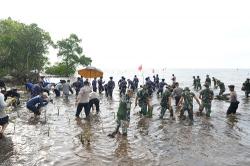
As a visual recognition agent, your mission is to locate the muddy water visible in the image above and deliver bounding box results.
[1,69,250,166]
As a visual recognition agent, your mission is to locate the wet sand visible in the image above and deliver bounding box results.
[1,86,250,166]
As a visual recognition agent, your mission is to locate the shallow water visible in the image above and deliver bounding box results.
[1,69,250,166]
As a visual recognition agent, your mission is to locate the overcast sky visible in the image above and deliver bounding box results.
[1,0,250,70]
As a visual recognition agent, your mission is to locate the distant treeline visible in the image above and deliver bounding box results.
[0,18,91,83]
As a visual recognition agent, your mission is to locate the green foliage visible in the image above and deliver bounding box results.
[56,34,92,76]
[0,18,93,79]
[0,18,53,81]
[45,63,75,76]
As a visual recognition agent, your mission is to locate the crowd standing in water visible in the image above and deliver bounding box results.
[0,74,250,139]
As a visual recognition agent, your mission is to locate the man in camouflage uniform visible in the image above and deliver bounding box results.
[193,76,197,90]
[196,76,202,90]
[217,80,225,95]
[205,75,211,87]
[177,87,201,123]
[108,89,133,137]
[159,87,173,119]
[242,78,250,98]
[135,85,149,116]
[198,83,214,117]
[212,77,217,89]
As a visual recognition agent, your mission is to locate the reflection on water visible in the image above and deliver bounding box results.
[1,69,250,166]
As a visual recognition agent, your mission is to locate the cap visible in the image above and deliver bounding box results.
[110,77,113,79]
[228,85,235,88]
[184,87,190,91]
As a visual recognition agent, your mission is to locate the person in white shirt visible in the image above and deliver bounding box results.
[75,81,92,119]
[0,92,14,139]
[89,91,100,114]
[62,80,73,99]
[226,85,239,115]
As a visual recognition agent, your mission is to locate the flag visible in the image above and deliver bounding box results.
[138,64,142,71]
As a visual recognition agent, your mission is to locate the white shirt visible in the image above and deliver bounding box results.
[89,92,99,100]
[230,91,237,102]
[0,93,7,118]
[77,86,92,103]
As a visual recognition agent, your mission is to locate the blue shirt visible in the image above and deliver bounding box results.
[31,84,42,98]
[26,96,48,107]
[25,83,33,91]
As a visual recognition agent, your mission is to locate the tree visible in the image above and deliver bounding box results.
[0,18,53,82]
[45,62,75,76]
[55,34,92,76]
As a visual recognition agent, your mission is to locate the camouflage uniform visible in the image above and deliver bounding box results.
[180,90,195,121]
[115,94,132,135]
[196,77,202,90]
[243,79,250,97]
[160,89,172,119]
[193,77,197,89]
[212,77,217,88]
[137,88,149,116]
[205,76,211,87]
[218,82,225,95]
[199,87,214,117]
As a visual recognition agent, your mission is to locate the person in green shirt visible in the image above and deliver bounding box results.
[135,85,150,116]
[198,83,214,117]
[159,88,173,119]
[108,89,133,138]
[177,87,201,124]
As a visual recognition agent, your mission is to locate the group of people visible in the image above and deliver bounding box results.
[0,74,249,139]
[109,74,246,137]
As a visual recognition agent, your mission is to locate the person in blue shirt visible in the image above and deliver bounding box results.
[25,82,33,92]
[80,76,84,87]
[92,78,97,92]
[26,93,49,117]
[107,77,115,99]
[31,82,43,98]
